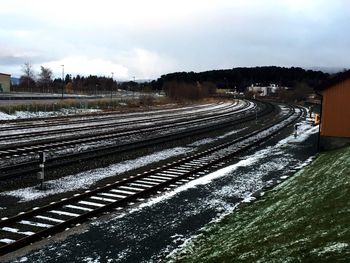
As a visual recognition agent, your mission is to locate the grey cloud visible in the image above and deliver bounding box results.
[1,0,350,77]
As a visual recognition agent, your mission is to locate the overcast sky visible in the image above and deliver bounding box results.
[1,0,349,80]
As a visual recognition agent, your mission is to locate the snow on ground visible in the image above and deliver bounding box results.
[0,102,235,121]
[96,120,318,225]
[9,117,320,262]
[2,147,190,202]
[18,257,28,262]
[129,157,261,212]
[217,127,248,139]
[72,121,318,262]
[0,103,235,138]
[162,137,320,261]
[14,109,102,119]
[0,238,15,244]
[188,127,248,147]
[133,142,286,213]
[278,121,319,145]
[166,145,350,262]
[189,138,216,147]
[1,119,317,204]
[0,109,103,120]
[311,243,349,256]
[112,102,236,118]
[0,111,16,120]
[1,125,249,202]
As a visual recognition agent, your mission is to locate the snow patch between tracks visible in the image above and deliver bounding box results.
[188,127,248,147]
[109,121,319,218]
[0,109,102,120]
[132,149,268,211]
[2,120,317,206]
[0,112,16,120]
[1,147,190,202]
[1,124,250,202]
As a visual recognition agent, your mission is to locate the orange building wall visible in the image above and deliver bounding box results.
[321,78,350,138]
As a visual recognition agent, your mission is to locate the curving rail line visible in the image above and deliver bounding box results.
[0,102,247,153]
[0,101,272,180]
[0,102,234,132]
[0,102,244,144]
[0,105,303,256]
[0,102,254,161]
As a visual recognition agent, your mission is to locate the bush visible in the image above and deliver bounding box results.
[163,81,216,101]
[139,95,155,106]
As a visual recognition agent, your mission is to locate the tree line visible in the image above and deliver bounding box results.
[156,66,330,92]
[148,66,333,101]
[14,64,331,99]
[15,63,122,94]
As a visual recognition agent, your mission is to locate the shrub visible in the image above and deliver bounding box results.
[163,81,216,101]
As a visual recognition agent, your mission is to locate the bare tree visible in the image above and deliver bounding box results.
[21,62,35,80]
[38,66,53,93]
[19,62,36,92]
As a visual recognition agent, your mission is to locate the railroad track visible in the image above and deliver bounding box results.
[0,102,249,160]
[0,101,229,127]
[0,102,237,140]
[0,102,242,145]
[0,101,272,180]
[0,102,231,132]
[0,105,302,256]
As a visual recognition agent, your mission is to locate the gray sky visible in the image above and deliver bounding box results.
[1,0,349,80]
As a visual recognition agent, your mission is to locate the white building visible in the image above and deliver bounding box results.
[247,83,282,96]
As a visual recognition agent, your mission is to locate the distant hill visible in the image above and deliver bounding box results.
[157,66,330,91]
[11,77,20,85]
[308,67,347,74]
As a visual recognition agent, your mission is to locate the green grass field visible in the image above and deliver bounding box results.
[169,146,350,263]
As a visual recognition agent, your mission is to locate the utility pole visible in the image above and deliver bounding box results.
[111,72,114,100]
[27,76,31,101]
[61,64,64,99]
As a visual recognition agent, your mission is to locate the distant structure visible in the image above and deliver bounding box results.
[247,83,284,96]
[0,73,11,93]
[316,70,350,150]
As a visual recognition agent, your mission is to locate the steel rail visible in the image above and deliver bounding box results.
[0,104,302,256]
[0,102,241,141]
[0,102,231,131]
[0,102,272,180]
[0,102,253,158]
